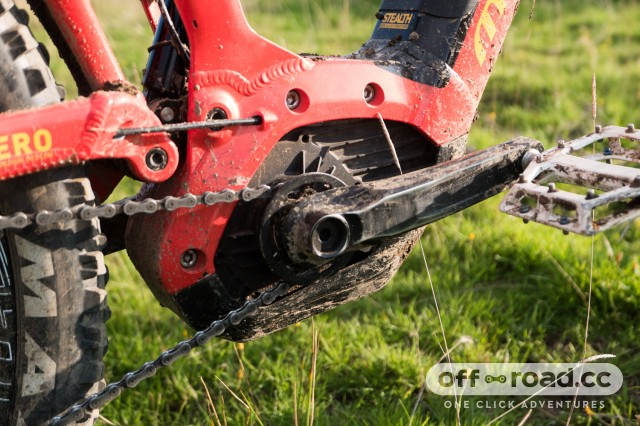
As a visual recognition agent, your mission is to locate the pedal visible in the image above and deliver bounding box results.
[500,125,640,235]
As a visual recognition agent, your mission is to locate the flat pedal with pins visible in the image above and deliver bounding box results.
[500,125,640,235]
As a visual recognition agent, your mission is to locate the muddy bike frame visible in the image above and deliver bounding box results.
[0,0,518,307]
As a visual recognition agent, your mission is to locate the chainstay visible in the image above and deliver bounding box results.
[0,184,272,231]
[49,281,291,426]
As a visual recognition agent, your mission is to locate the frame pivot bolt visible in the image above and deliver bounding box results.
[180,249,198,268]
[207,108,227,121]
[160,107,175,123]
[206,108,228,131]
[146,148,169,171]
[286,90,301,110]
[364,84,376,103]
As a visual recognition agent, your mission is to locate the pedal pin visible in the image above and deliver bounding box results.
[586,189,598,199]
[603,147,612,156]
[557,139,566,148]
[595,125,603,133]
[626,123,635,133]
[548,183,557,193]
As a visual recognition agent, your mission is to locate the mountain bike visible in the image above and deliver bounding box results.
[0,0,638,424]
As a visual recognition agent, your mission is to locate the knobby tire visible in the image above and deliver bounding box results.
[0,0,109,424]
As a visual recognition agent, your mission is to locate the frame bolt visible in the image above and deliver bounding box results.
[207,108,227,121]
[364,84,376,103]
[180,250,198,268]
[286,90,301,110]
[207,108,227,131]
[626,123,636,133]
[160,107,175,123]
[145,147,169,171]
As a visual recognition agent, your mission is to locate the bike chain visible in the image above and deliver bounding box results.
[0,184,271,231]
[52,280,290,426]
[0,184,290,425]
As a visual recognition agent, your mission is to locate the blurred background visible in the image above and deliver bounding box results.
[20,0,640,424]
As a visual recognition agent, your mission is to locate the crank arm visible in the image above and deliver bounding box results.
[270,137,543,268]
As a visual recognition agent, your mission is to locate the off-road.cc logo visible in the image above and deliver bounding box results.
[426,363,623,396]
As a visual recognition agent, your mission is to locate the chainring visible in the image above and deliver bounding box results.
[192,118,448,341]
[259,172,351,284]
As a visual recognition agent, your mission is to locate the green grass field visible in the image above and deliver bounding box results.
[27,0,640,424]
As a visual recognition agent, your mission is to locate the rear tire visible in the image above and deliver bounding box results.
[0,0,108,424]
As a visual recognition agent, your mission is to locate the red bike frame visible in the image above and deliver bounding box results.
[0,0,518,297]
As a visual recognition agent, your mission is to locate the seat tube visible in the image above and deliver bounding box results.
[44,0,125,91]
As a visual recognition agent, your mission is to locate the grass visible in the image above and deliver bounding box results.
[22,0,640,424]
